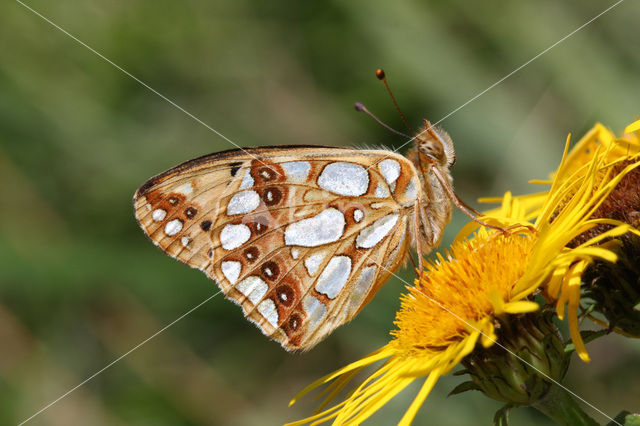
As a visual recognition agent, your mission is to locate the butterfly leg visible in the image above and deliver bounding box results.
[429,164,507,233]
[413,199,425,278]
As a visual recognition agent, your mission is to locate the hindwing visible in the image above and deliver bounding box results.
[134,146,420,350]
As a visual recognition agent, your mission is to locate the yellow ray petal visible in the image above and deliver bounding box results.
[398,368,443,426]
[624,119,640,134]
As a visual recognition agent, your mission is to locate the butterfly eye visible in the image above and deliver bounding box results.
[420,141,445,159]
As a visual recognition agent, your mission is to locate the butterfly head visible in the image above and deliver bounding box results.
[415,119,456,170]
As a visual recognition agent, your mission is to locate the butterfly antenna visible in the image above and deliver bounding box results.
[354,102,411,139]
[376,68,415,135]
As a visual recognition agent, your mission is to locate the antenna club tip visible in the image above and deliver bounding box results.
[375,68,385,80]
[354,102,365,111]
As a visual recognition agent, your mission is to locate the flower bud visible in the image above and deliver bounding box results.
[461,312,568,406]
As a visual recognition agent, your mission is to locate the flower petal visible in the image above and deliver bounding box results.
[502,300,539,314]
[624,119,640,134]
[398,368,443,426]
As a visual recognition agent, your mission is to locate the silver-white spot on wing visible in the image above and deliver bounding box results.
[347,266,376,314]
[353,209,364,223]
[236,276,268,304]
[180,236,191,248]
[227,190,261,215]
[240,170,254,189]
[315,255,352,299]
[221,261,242,284]
[175,182,194,195]
[164,219,183,236]
[317,162,369,196]
[220,224,251,250]
[284,208,345,247]
[258,299,279,327]
[304,251,327,277]
[281,161,311,182]
[303,295,327,331]
[291,248,300,259]
[378,159,401,186]
[355,213,399,249]
[374,182,390,198]
[152,209,167,222]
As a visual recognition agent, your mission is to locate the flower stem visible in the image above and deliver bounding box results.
[532,385,600,426]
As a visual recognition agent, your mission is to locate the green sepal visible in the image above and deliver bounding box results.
[447,381,480,396]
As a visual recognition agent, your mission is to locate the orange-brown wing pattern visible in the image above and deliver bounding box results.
[133,146,421,350]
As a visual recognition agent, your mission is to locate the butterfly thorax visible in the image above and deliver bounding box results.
[406,122,455,252]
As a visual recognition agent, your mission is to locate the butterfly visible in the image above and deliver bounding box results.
[133,121,457,351]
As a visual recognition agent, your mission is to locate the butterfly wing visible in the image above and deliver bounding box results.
[134,146,421,351]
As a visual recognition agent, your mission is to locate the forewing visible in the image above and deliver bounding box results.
[133,146,419,350]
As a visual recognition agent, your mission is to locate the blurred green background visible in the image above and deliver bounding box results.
[1,1,639,425]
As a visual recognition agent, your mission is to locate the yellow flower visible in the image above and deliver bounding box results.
[550,121,640,341]
[483,121,640,360]
[288,131,638,425]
